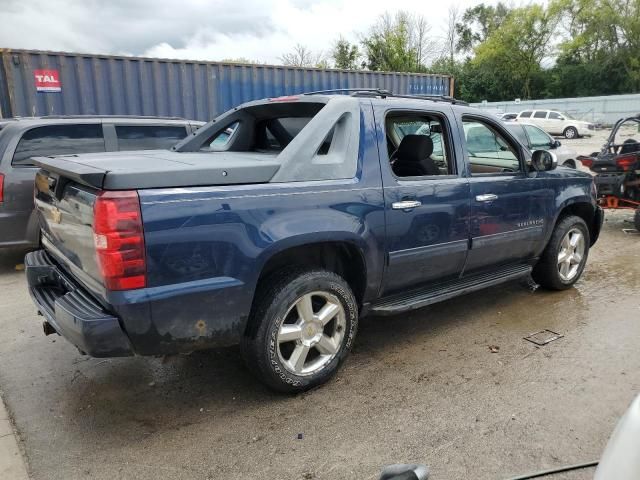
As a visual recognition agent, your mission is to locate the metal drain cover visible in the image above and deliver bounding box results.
[524,329,564,346]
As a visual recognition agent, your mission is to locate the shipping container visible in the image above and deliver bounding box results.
[0,49,454,121]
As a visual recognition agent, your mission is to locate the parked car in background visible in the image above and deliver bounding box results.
[25,92,602,392]
[515,109,595,139]
[0,116,203,248]
[505,122,581,169]
[498,112,518,121]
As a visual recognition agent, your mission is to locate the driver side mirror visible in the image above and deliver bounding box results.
[551,140,561,149]
[531,150,557,171]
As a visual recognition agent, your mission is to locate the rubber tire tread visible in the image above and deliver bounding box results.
[532,215,590,290]
[241,268,358,393]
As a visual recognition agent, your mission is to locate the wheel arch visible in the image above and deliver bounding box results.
[252,238,369,309]
[553,200,599,246]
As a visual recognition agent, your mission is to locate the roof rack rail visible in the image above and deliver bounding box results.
[301,88,468,105]
[36,114,187,120]
[303,88,391,97]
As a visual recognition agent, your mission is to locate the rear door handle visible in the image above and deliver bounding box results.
[475,194,498,202]
[392,200,422,210]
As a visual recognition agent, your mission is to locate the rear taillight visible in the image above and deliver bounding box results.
[580,158,594,168]
[93,190,146,290]
[616,155,636,171]
[0,173,4,204]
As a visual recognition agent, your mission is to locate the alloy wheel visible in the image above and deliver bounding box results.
[276,291,346,376]
[557,228,585,281]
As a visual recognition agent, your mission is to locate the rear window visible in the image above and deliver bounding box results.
[13,124,105,166]
[115,125,188,151]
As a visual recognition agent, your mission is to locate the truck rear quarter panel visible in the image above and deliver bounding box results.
[129,108,385,354]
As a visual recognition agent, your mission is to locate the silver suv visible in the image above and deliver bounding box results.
[0,116,202,248]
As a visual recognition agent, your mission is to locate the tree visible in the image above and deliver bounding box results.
[361,11,438,72]
[280,44,322,68]
[332,37,360,70]
[469,4,561,100]
[442,5,461,66]
[455,2,511,53]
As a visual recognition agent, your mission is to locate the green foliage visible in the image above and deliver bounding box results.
[277,2,640,101]
[332,38,360,70]
[361,11,437,72]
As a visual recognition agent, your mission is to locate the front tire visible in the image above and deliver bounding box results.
[564,126,578,139]
[634,207,640,232]
[242,269,358,393]
[532,215,590,290]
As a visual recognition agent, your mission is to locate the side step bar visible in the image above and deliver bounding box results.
[371,264,532,315]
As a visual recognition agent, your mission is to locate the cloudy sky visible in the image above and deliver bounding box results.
[1,0,500,64]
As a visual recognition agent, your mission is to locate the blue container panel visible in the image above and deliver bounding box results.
[1,49,452,121]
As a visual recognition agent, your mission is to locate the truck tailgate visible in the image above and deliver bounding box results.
[34,169,105,297]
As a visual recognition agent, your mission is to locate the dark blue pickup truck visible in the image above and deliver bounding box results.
[25,91,603,392]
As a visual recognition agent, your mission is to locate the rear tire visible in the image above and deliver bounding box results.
[532,215,590,290]
[634,208,640,232]
[564,126,578,139]
[241,269,358,393]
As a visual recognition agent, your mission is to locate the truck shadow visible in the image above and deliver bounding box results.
[50,279,552,441]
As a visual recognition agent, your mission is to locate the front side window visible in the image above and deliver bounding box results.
[533,111,548,119]
[506,124,529,146]
[13,124,105,166]
[462,119,521,174]
[385,113,454,178]
[524,125,552,149]
[548,112,563,120]
[115,125,188,151]
[519,111,533,118]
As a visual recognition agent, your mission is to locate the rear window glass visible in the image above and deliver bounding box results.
[115,125,187,150]
[13,124,105,166]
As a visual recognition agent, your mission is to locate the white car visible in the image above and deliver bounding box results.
[505,122,583,169]
[514,109,595,139]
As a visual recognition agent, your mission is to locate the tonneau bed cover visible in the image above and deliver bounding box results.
[32,150,281,190]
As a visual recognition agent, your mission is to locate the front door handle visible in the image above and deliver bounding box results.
[475,194,498,202]
[392,200,422,210]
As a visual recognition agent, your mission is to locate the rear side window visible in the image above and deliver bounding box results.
[13,124,105,166]
[519,111,533,118]
[115,125,188,151]
[533,111,548,119]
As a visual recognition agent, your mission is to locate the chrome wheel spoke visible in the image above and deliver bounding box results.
[288,344,310,373]
[278,324,303,343]
[316,334,338,355]
[295,294,315,323]
[316,301,340,326]
[571,252,582,265]
[558,250,569,264]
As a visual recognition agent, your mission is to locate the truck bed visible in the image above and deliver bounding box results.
[32,150,281,190]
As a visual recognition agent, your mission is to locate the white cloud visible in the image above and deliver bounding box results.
[1,0,496,64]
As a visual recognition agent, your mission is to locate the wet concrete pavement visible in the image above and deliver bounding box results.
[0,211,638,480]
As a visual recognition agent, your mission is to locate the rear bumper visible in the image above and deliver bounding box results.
[25,250,134,357]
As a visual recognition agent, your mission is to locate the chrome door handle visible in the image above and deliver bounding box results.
[475,194,498,202]
[392,200,422,210]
